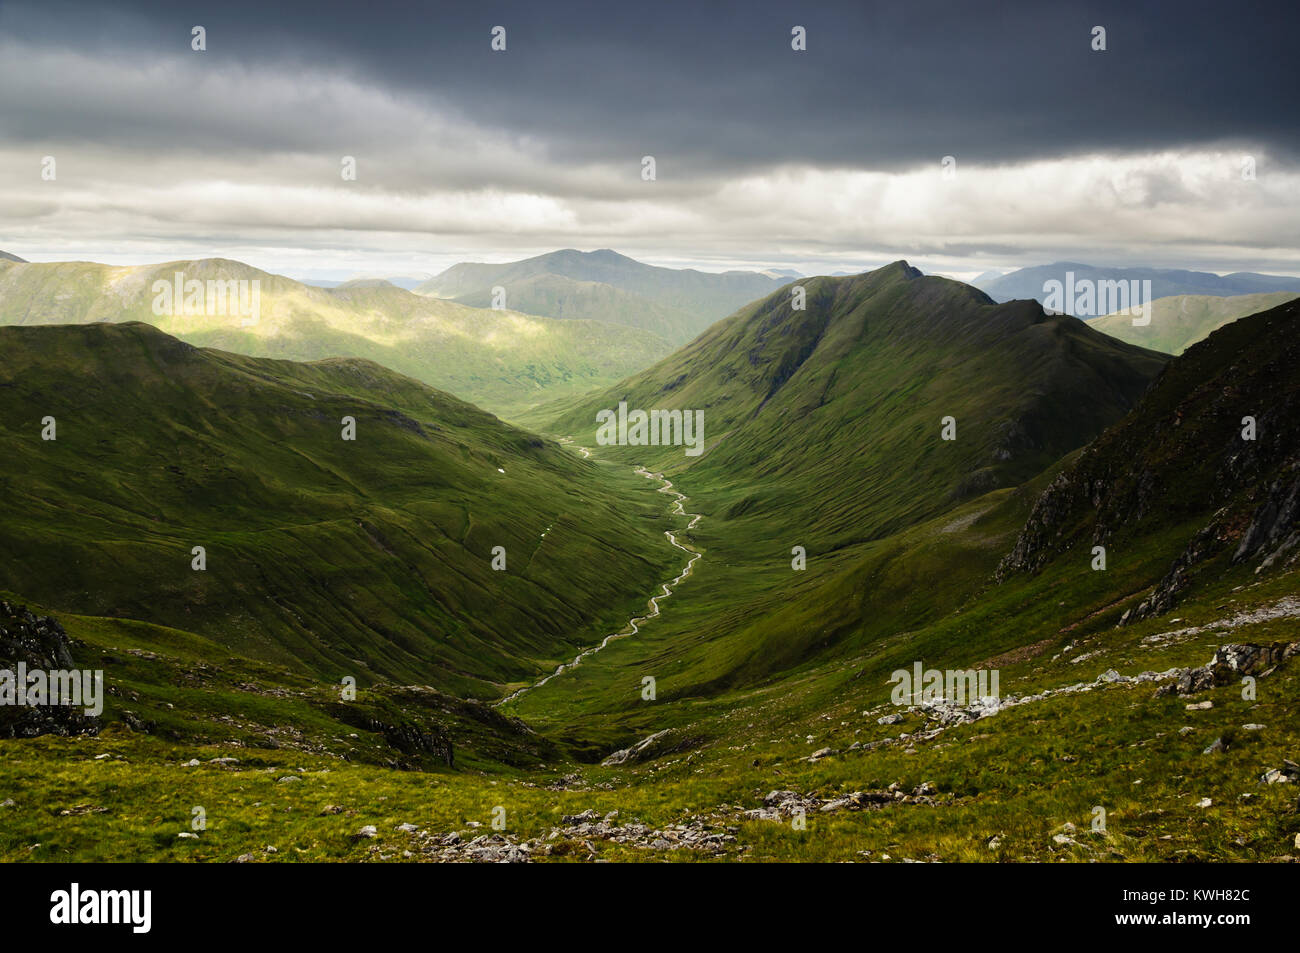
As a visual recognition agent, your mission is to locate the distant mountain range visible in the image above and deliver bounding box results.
[975,262,1300,309]
[1090,290,1300,354]
[416,248,792,345]
[0,250,26,263]
[0,256,672,416]
[303,275,428,290]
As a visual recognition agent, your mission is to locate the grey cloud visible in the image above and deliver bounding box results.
[2,0,1297,175]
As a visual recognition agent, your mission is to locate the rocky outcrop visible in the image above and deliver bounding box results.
[0,601,100,738]
[1153,641,1300,697]
[1233,464,1300,570]
[367,718,453,767]
[600,728,693,766]
[743,783,942,821]
[998,299,1300,623]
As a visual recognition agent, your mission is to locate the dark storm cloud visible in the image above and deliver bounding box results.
[3,0,1297,172]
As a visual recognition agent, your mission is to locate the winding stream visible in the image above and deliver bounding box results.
[497,446,703,707]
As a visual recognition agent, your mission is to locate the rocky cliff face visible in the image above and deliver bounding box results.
[998,299,1300,621]
[0,601,101,738]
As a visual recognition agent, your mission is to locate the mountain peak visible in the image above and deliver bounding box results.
[877,259,921,280]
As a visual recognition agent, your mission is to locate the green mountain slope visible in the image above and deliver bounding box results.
[538,262,1168,548]
[506,286,1300,844]
[1089,291,1299,354]
[5,278,1299,866]
[0,322,679,697]
[1000,297,1300,620]
[0,258,672,416]
[416,248,788,344]
[500,263,1167,735]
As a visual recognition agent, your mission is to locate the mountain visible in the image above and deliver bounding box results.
[976,262,1300,308]
[302,275,429,290]
[6,270,1299,865]
[1000,296,1300,621]
[0,322,679,696]
[437,271,705,343]
[1089,291,1299,354]
[0,257,672,416]
[0,250,26,263]
[538,262,1168,548]
[415,248,788,344]
[506,263,1191,743]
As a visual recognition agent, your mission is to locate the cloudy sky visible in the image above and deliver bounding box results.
[1,0,1297,282]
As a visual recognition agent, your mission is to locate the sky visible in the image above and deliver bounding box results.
[1,0,1298,282]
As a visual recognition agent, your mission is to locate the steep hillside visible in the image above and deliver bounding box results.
[416,248,788,344]
[1090,291,1299,354]
[541,262,1168,547]
[0,258,672,416]
[0,251,26,263]
[1000,297,1300,621]
[0,322,679,696]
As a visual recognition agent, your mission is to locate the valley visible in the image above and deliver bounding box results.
[1,264,1298,864]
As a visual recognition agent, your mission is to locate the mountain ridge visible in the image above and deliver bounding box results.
[416,248,790,344]
[0,256,672,416]
[0,320,680,694]
[536,261,1168,550]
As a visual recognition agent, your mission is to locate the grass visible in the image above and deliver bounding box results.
[0,322,681,695]
[2,278,1297,863]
